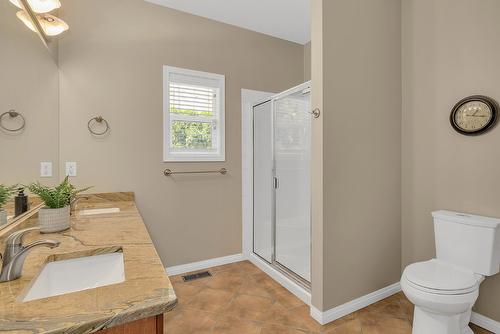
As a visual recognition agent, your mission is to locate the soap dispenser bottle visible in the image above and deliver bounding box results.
[14,188,28,217]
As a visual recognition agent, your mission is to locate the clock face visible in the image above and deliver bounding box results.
[450,96,498,135]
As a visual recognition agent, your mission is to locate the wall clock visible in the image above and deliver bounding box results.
[450,95,498,136]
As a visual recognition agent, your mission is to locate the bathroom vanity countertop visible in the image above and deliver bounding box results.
[0,192,177,333]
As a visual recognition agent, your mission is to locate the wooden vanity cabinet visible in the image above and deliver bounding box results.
[98,314,163,334]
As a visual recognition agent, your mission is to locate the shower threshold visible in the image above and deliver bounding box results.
[272,260,311,292]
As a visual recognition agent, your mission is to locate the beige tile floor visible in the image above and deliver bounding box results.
[165,261,492,334]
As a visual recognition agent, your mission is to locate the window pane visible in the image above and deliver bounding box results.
[164,66,225,161]
[171,120,213,150]
[170,83,216,117]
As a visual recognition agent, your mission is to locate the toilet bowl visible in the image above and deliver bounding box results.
[401,210,500,334]
[401,259,483,334]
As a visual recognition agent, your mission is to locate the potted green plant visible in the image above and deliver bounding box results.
[0,184,16,226]
[28,177,91,233]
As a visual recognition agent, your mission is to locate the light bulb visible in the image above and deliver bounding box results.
[9,0,61,14]
[38,13,68,36]
[17,10,69,36]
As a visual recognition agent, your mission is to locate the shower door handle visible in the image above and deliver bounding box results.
[273,176,279,189]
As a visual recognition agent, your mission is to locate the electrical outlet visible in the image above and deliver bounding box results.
[65,162,77,177]
[40,162,52,177]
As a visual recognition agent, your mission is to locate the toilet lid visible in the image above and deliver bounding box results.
[404,259,481,294]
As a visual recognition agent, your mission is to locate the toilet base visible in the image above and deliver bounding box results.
[412,306,473,334]
[464,327,474,334]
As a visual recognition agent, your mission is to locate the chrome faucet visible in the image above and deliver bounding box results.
[0,227,60,282]
[70,196,90,214]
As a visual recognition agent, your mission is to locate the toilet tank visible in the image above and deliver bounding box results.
[432,210,500,276]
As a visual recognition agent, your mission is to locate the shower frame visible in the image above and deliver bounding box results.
[249,81,312,293]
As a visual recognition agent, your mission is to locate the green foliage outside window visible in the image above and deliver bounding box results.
[171,121,213,150]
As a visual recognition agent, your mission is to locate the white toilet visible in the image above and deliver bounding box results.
[401,210,500,334]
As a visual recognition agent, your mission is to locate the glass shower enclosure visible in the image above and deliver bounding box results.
[253,82,311,286]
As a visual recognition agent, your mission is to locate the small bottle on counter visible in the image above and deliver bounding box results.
[14,188,29,217]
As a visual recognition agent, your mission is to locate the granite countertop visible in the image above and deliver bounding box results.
[0,193,177,333]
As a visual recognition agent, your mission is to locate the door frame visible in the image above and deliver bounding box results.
[241,89,274,259]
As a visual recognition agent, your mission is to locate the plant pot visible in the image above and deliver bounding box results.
[38,205,70,233]
[0,209,7,226]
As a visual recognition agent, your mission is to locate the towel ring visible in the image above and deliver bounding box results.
[0,110,26,132]
[87,116,110,135]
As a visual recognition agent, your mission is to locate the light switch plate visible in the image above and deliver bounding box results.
[40,162,52,177]
[65,162,77,177]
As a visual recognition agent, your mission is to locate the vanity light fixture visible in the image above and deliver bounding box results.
[9,0,61,14]
[10,0,68,39]
[16,10,68,36]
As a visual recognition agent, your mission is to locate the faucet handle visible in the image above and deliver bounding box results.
[5,227,40,247]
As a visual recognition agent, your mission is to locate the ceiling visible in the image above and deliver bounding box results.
[145,0,311,45]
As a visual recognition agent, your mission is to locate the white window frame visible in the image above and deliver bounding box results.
[163,66,225,162]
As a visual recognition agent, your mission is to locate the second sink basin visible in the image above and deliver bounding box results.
[23,252,125,302]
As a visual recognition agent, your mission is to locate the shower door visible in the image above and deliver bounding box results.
[273,87,311,282]
[252,82,311,285]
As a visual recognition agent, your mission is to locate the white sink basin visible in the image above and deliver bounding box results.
[23,252,125,302]
[79,208,121,216]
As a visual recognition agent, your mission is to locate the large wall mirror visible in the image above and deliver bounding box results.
[0,0,60,230]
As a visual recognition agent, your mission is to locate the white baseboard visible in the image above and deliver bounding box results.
[247,253,311,305]
[165,253,244,276]
[471,312,500,334]
[310,282,402,325]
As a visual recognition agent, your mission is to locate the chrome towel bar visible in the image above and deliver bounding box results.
[163,168,228,176]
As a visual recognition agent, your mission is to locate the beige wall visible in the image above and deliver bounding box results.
[402,0,500,321]
[313,0,402,311]
[304,42,311,81]
[0,1,59,186]
[310,0,324,311]
[58,0,305,267]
